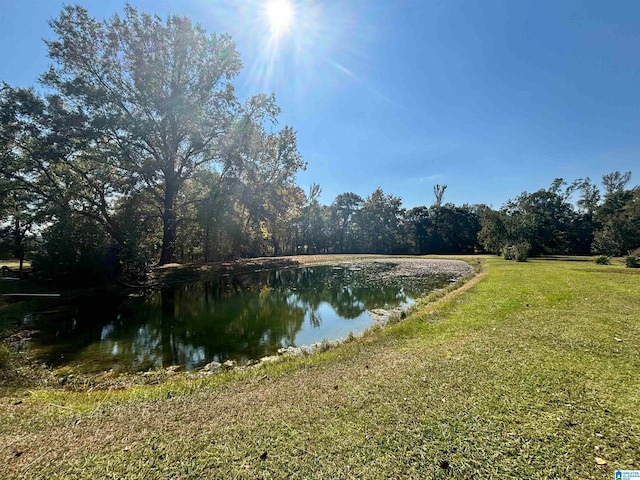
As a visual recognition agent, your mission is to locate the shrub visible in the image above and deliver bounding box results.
[595,255,611,265]
[624,255,640,268]
[502,242,530,262]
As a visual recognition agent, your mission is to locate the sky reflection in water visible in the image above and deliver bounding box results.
[25,264,452,373]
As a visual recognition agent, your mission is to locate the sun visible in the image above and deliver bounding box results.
[265,0,294,37]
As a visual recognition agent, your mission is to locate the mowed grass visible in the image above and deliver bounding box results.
[1,257,639,479]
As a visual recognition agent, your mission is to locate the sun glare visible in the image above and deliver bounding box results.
[266,0,294,37]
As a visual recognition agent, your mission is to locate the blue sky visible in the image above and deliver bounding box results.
[1,0,639,208]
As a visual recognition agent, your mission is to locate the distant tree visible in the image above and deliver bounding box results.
[31,206,117,284]
[256,127,306,255]
[436,203,481,253]
[592,181,640,256]
[430,184,448,252]
[548,177,582,201]
[577,177,601,215]
[300,183,323,254]
[360,188,404,253]
[602,171,632,197]
[433,184,447,209]
[501,179,578,256]
[477,205,509,254]
[0,189,37,276]
[406,206,431,254]
[330,193,364,253]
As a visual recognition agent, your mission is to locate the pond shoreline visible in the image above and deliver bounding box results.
[1,255,478,391]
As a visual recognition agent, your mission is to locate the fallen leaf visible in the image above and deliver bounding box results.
[259,451,268,461]
[614,337,623,342]
[439,460,450,470]
[595,457,607,465]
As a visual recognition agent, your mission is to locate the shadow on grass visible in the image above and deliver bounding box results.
[535,255,594,262]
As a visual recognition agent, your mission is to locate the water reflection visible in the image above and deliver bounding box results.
[25,264,452,372]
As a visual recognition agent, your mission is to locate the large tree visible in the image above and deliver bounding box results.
[41,5,266,264]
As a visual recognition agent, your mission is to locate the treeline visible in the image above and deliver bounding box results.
[1,6,639,282]
[280,173,640,260]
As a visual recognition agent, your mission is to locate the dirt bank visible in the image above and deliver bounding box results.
[150,254,475,286]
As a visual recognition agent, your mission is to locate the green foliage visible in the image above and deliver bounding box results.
[360,188,404,254]
[330,192,364,253]
[594,255,611,265]
[602,170,632,196]
[477,206,508,254]
[31,211,118,285]
[592,185,640,256]
[502,179,577,256]
[501,242,530,262]
[436,203,481,253]
[624,255,640,268]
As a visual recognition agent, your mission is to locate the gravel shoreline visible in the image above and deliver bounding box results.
[339,257,476,280]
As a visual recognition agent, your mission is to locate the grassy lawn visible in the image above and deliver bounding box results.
[1,256,638,479]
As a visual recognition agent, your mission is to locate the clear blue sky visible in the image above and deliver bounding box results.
[1,0,639,208]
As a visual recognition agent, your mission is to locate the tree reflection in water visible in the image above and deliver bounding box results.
[26,264,452,372]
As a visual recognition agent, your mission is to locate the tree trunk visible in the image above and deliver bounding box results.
[159,178,178,265]
[203,226,210,263]
[18,254,24,279]
[159,213,177,265]
[13,218,25,279]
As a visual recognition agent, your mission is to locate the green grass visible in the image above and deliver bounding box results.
[1,256,639,479]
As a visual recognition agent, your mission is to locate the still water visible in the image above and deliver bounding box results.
[23,264,453,373]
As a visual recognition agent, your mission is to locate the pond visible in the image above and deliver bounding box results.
[18,260,470,373]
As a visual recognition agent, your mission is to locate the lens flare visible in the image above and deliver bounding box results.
[265,0,294,37]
